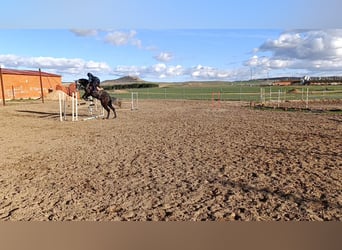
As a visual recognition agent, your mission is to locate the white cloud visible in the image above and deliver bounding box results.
[0,53,258,82]
[112,64,178,80]
[104,30,142,48]
[0,54,111,79]
[70,29,98,37]
[247,29,342,75]
[112,65,145,77]
[71,29,150,50]
[190,65,236,80]
[167,65,183,76]
[154,52,173,62]
[153,63,167,72]
[111,63,253,81]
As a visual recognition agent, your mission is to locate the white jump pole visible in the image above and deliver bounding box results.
[75,92,78,121]
[131,92,134,110]
[64,94,66,120]
[58,91,81,122]
[131,92,138,110]
[59,93,63,122]
[72,92,75,121]
[59,92,66,122]
[71,92,79,122]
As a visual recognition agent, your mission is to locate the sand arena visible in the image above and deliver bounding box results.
[0,99,341,221]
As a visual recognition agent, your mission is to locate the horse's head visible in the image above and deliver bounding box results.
[75,78,89,90]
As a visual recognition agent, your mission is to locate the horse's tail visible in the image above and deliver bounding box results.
[112,97,122,108]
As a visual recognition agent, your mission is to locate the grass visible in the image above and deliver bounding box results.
[108,82,342,102]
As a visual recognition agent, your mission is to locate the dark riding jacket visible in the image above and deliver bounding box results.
[88,73,100,89]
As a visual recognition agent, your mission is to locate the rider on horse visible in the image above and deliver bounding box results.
[87,72,102,92]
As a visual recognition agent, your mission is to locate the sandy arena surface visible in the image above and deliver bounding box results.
[0,98,341,221]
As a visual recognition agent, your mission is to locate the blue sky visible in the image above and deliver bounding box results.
[1,1,342,82]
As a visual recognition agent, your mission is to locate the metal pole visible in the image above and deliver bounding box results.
[39,68,44,103]
[0,67,6,106]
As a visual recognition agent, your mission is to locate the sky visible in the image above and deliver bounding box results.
[1,0,342,82]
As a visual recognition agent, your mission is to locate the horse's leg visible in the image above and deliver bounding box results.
[82,85,92,100]
[104,106,111,119]
[101,100,111,119]
[108,101,117,119]
[82,92,88,100]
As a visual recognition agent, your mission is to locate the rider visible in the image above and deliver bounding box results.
[87,72,102,92]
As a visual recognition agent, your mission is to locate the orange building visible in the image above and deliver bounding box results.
[0,68,62,100]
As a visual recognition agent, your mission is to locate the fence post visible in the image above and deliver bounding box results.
[212,92,221,109]
[260,88,265,104]
[39,68,44,103]
[0,67,5,106]
[239,85,242,101]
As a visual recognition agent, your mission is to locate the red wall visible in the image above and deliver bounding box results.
[1,73,62,100]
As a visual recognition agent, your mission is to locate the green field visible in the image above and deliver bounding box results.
[108,82,342,102]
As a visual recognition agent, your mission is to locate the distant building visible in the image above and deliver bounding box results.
[0,68,62,100]
[271,76,342,86]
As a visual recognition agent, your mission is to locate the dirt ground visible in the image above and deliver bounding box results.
[0,98,341,221]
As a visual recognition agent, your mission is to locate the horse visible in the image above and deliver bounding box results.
[76,78,119,119]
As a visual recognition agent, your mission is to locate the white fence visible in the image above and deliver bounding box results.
[260,87,311,108]
[58,92,104,122]
[58,91,138,122]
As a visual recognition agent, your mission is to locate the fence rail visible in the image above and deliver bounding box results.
[108,85,342,102]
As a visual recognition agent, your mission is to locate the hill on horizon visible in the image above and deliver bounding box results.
[101,76,146,86]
